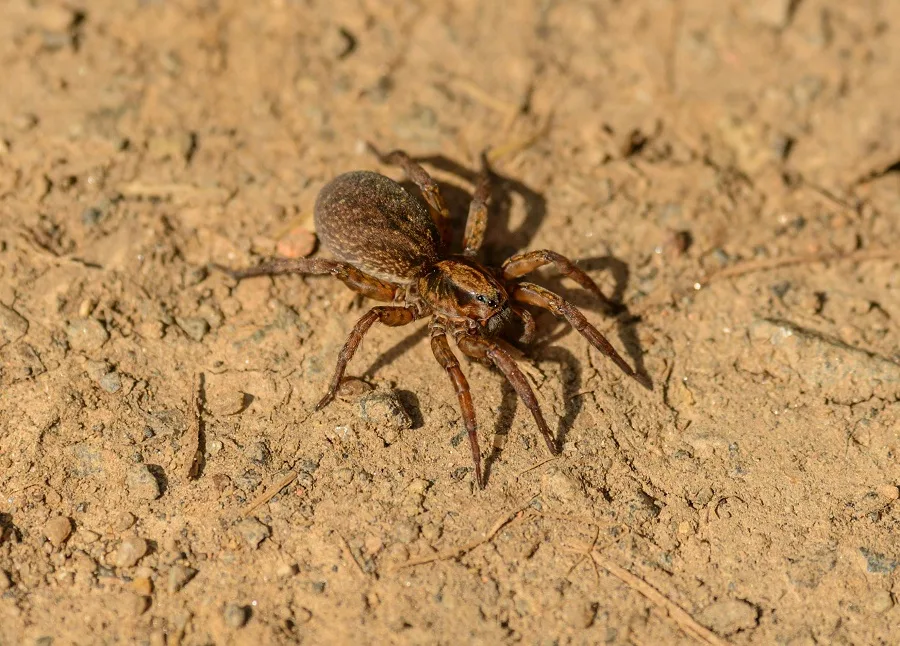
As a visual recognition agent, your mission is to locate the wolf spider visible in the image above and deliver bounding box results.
[216,143,648,488]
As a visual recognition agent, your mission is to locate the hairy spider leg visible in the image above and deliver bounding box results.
[502,249,614,308]
[511,282,650,389]
[431,330,484,488]
[456,333,559,456]
[462,151,492,257]
[211,258,398,301]
[366,142,452,251]
[316,306,420,410]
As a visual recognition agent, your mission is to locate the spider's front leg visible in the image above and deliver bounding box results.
[456,332,559,456]
[511,282,650,389]
[501,249,615,309]
[430,327,484,489]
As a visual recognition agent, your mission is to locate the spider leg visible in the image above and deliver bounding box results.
[501,249,614,308]
[431,329,483,489]
[456,333,559,456]
[511,304,536,345]
[366,142,452,250]
[211,258,398,301]
[462,151,492,257]
[511,282,650,389]
[316,306,419,410]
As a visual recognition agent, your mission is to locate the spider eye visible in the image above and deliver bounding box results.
[475,294,487,304]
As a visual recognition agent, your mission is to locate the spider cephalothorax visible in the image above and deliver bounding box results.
[216,143,649,489]
[418,257,508,323]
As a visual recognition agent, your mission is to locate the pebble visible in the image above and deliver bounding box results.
[244,441,270,466]
[206,386,245,416]
[696,599,759,636]
[81,207,103,227]
[183,266,207,287]
[752,0,794,28]
[167,565,198,593]
[406,479,430,496]
[207,439,224,455]
[421,522,442,542]
[175,316,209,342]
[84,359,110,381]
[125,465,162,501]
[332,467,354,486]
[125,592,151,615]
[869,589,894,614]
[0,304,28,346]
[563,599,597,629]
[337,377,373,402]
[359,390,413,436]
[392,520,420,544]
[212,473,232,491]
[859,547,898,574]
[235,517,271,549]
[275,227,316,259]
[0,570,12,590]
[223,603,250,628]
[111,511,137,533]
[37,5,75,31]
[131,576,153,596]
[233,470,262,493]
[113,536,149,568]
[11,113,39,131]
[99,371,122,393]
[44,516,73,547]
[876,485,900,501]
[541,467,583,505]
[78,529,100,544]
[66,318,110,352]
[275,562,297,578]
[381,543,409,566]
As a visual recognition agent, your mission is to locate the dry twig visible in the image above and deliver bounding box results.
[337,532,372,579]
[591,551,728,646]
[395,494,538,569]
[182,372,204,480]
[242,471,298,517]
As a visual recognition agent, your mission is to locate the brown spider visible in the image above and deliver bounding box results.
[215,144,649,488]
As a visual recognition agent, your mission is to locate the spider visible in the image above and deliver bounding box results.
[215,143,649,488]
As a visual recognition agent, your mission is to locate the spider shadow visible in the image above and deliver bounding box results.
[361,322,429,381]
[535,255,652,389]
[481,344,583,485]
[413,153,547,263]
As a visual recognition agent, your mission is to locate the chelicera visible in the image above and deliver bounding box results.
[216,144,649,488]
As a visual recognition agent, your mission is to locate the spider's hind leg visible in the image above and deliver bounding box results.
[316,305,419,410]
[367,143,452,249]
[211,258,398,301]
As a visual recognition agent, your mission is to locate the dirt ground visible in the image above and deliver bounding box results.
[1,0,899,644]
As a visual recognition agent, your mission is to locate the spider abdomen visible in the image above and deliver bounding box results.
[315,171,440,284]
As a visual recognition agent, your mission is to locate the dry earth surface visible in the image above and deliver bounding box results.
[1,1,899,644]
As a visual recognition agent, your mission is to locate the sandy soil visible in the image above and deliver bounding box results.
[1,1,899,644]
